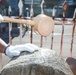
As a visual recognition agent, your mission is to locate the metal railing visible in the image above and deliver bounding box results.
[0,15,75,69]
[0,0,76,69]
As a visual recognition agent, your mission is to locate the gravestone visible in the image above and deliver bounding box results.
[0,48,74,75]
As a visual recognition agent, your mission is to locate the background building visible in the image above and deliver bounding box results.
[9,0,19,16]
[0,0,76,43]
[55,0,76,18]
[0,0,76,17]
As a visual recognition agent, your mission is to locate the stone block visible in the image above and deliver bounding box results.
[0,48,74,75]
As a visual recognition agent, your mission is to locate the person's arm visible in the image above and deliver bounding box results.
[0,38,8,53]
[0,38,39,58]
[0,15,39,58]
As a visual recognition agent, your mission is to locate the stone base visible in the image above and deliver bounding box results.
[0,48,74,75]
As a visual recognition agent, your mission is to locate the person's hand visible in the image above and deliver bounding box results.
[0,14,4,22]
[4,43,39,58]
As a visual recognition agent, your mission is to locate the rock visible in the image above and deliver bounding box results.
[66,57,76,75]
[0,48,74,75]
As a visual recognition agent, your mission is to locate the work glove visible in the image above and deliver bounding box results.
[0,14,4,22]
[4,43,39,58]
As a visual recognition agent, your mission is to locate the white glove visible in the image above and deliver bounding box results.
[0,14,4,22]
[4,43,39,58]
